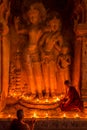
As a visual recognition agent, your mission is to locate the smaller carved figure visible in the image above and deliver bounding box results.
[57,46,71,95]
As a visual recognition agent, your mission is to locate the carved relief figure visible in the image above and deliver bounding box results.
[57,46,71,95]
[39,12,63,98]
[9,15,29,97]
[71,0,86,32]
[23,2,46,99]
[8,2,46,99]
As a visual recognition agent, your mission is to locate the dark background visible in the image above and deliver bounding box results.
[10,0,74,23]
[10,0,76,39]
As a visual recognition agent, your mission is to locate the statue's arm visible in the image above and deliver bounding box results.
[14,17,28,35]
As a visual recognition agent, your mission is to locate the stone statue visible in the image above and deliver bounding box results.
[8,2,46,99]
[57,46,71,96]
[23,2,46,99]
[39,12,63,98]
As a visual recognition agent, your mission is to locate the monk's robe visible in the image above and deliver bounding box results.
[59,86,83,111]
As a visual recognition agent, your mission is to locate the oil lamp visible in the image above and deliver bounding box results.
[36,99,39,102]
[45,113,48,118]
[8,114,11,118]
[75,113,79,118]
[45,99,49,103]
[33,112,37,118]
[63,113,66,118]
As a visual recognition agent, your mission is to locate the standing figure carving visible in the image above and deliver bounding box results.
[57,46,71,95]
[24,2,46,99]
[39,12,63,98]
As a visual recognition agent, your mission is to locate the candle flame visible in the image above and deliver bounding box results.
[36,99,39,102]
[33,112,37,118]
[8,114,11,118]
[56,97,60,101]
[63,113,66,118]
[45,113,48,118]
[75,113,79,118]
[45,99,49,103]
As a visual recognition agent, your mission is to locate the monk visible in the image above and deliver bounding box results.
[10,109,35,130]
[59,80,83,112]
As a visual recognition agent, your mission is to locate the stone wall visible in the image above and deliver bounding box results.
[77,24,87,101]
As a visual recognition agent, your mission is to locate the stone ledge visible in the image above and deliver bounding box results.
[0,118,87,130]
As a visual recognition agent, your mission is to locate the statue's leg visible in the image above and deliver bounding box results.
[33,61,43,99]
[24,55,36,98]
[42,61,50,98]
[49,61,57,98]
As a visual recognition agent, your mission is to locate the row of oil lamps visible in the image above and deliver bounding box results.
[0,112,80,119]
[9,92,61,103]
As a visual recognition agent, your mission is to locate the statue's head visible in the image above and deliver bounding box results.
[61,46,70,55]
[27,2,46,25]
[46,11,62,32]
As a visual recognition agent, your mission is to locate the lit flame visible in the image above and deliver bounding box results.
[36,99,39,102]
[45,113,48,118]
[63,113,66,118]
[13,93,16,97]
[33,112,37,118]
[8,114,11,118]
[45,99,49,103]
[56,97,60,101]
[75,113,79,118]
[26,96,29,100]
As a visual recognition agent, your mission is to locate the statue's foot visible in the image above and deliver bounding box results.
[28,94,36,99]
[51,93,57,98]
[45,93,50,98]
[38,93,43,99]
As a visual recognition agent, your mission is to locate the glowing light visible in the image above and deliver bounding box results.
[45,99,49,103]
[75,113,79,118]
[56,97,60,101]
[45,113,48,118]
[36,99,39,102]
[63,113,66,118]
[8,114,11,118]
[26,96,29,100]
[33,112,37,118]
[13,93,16,97]
[60,94,64,99]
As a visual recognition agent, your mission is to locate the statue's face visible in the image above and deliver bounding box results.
[49,17,61,32]
[27,7,40,25]
[62,47,69,55]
